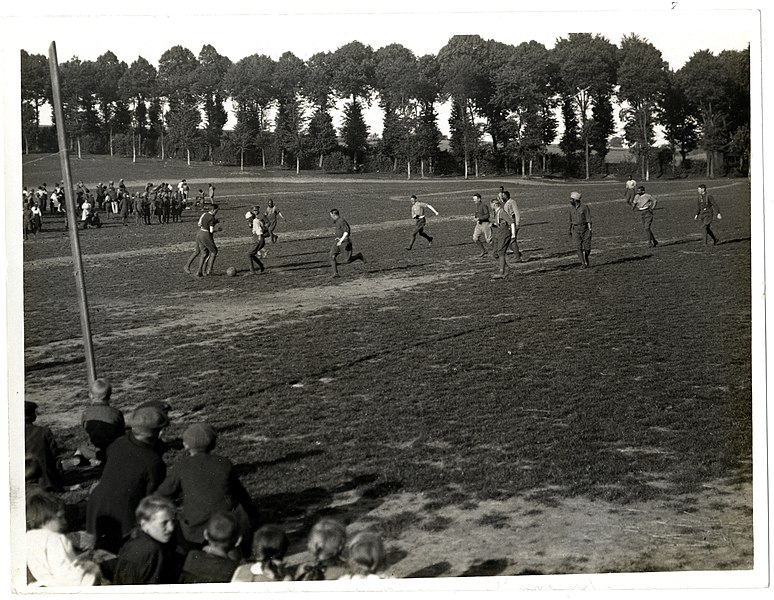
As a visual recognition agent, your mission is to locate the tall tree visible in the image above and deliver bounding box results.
[303,51,336,167]
[553,33,619,179]
[274,51,307,169]
[330,41,374,165]
[20,50,49,154]
[158,45,200,164]
[678,50,730,178]
[118,56,158,159]
[374,43,420,176]
[223,54,275,168]
[437,35,490,178]
[340,98,369,168]
[193,45,232,163]
[58,57,100,158]
[617,34,669,180]
[414,54,442,176]
[658,70,699,166]
[494,41,557,176]
[95,51,128,156]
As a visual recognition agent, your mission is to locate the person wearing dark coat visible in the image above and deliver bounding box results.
[85,405,169,553]
[155,423,258,552]
[24,401,63,493]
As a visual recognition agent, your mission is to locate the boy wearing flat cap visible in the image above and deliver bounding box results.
[85,405,169,553]
[568,191,592,268]
[156,423,258,556]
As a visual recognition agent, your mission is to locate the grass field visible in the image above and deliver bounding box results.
[16,154,754,581]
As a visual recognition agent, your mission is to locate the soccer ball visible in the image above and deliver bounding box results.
[226,266,237,277]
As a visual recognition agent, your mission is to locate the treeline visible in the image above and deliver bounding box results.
[20,34,750,179]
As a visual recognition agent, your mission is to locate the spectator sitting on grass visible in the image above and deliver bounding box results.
[85,405,168,554]
[25,455,45,497]
[76,378,125,467]
[339,530,387,580]
[231,524,292,582]
[294,518,348,581]
[180,512,242,583]
[155,423,259,555]
[25,401,63,493]
[113,495,180,585]
[26,491,101,587]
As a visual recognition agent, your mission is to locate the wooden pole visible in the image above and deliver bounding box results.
[47,41,97,386]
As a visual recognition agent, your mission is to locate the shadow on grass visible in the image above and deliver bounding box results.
[279,250,328,258]
[25,355,85,373]
[460,558,510,577]
[657,237,704,248]
[717,236,751,246]
[520,221,550,227]
[593,254,654,268]
[275,260,329,270]
[234,449,325,476]
[364,264,429,275]
[256,473,404,534]
[405,561,452,578]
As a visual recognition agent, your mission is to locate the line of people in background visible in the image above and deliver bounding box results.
[21,179,223,237]
[25,381,389,586]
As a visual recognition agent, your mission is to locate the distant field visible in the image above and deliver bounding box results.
[17,154,754,579]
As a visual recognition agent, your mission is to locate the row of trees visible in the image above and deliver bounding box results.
[21,34,750,179]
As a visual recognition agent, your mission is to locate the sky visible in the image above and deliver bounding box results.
[1,1,758,138]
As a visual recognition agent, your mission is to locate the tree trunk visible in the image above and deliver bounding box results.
[529,159,533,177]
[296,156,300,175]
[319,152,324,168]
[132,132,136,163]
[281,148,285,167]
[262,147,266,169]
[109,127,114,157]
[521,156,525,177]
[475,159,479,178]
[393,157,397,172]
[187,148,191,167]
[24,134,28,155]
[161,129,165,160]
[584,138,590,180]
[407,159,411,180]
[77,137,82,160]
[421,158,425,178]
[240,148,244,172]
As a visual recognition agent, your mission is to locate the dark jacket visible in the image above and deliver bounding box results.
[86,433,166,553]
[155,452,257,544]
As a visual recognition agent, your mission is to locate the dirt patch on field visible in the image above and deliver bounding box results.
[297,477,753,579]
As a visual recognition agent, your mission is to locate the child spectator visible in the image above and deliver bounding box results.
[231,524,292,582]
[294,518,348,581]
[112,495,180,585]
[85,405,168,553]
[26,491,101,586]
[76,378,125,466]
[339,531,387,580]
[23,205,34,240]
[179,512,241,583]
[24,401,63,493]
[155,423,258,553]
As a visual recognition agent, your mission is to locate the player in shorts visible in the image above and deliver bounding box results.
[184,205,220,277]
